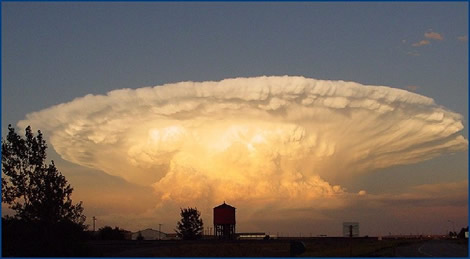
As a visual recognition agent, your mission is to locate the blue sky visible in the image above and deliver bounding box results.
[2,2,468,235]
[3,2,468,125]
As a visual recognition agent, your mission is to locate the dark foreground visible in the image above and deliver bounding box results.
[83,238,468,257]
[395,239,468,257]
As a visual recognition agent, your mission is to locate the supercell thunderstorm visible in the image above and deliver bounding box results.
[19,76,467,211]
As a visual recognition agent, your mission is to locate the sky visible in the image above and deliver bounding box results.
[2,2,468,236]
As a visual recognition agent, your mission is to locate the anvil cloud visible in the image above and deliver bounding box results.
[19,76,467,210]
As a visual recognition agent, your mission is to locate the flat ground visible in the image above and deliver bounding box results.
[395,239,468,257]
[84,237,468,257]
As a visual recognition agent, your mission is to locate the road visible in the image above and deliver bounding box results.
[396,239,468,257]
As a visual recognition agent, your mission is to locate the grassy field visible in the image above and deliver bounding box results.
[84,237,430,257]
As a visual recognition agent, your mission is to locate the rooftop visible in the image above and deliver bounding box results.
[214,201,236,209]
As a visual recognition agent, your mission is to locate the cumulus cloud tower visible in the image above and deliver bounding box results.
[19,76,468,206]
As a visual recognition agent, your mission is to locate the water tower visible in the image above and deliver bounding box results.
[213,202,236,239]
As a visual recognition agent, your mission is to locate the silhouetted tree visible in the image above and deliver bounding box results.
[2,216,89,256]
[98,226,129,240]
[2,125,85,226]
[2,125,88,256]
[175,207,204,240]
[457,226,468,239]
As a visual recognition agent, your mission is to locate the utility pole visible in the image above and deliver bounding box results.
[349,225,353,257]
[159,224,163,240]
[92,216,97,232]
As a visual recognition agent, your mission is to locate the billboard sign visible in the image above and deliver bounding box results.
[343,222,359,237]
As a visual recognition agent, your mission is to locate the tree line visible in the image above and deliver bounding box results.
[2,125,204,256]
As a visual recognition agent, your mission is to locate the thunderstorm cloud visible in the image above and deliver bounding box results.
[19,76,467,210]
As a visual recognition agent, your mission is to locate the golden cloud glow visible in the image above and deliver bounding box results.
[19,76,467,212]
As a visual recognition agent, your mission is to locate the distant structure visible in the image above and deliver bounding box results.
[213,202,236,239]
[131,228,169,240]
[237,232,267,240]
[342,222,360,237]
[92,216,97,232]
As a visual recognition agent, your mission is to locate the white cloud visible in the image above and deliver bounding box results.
[18,76,467,213]
[424,31,443,40]
[458,35,468,42]
[412,40,430,47]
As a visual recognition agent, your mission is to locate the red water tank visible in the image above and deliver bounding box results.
[213,202,236,225]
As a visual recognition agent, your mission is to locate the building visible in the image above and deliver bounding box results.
[237,232,267,240]
[131,228,167,240]
[165,233,180,240]
[213,202,236,239]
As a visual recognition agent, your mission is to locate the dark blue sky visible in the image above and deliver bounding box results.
[3,2,468,128]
